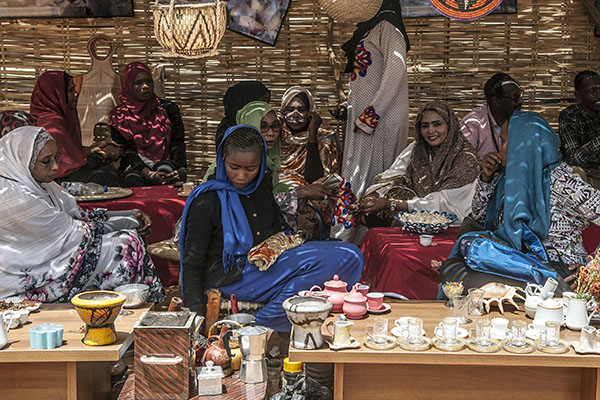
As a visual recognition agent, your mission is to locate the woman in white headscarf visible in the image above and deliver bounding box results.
[0,126,165,303]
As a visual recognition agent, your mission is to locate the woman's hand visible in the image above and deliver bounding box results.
[133,210,152,238]
[480,152,503,183]
[564,264,581,290]
[358,197,390,215]
[307,112,323,141]
[295,183,334,200]
[143,168,169,185]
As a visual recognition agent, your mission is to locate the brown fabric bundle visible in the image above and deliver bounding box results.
[247,232,305,271]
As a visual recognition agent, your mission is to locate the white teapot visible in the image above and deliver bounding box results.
[533,298,563,326]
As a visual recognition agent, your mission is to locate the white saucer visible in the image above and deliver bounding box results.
[325,336,361,350]
[367,303,391,314]
[436,327,468,340]
[570,341,600,355]
[526,329,540,340]
[391,326,426,338]
[491,329,508,341]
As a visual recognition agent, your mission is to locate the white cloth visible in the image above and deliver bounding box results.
[332,20,409,244]
[364,142,476,224]
[0,126,152,302]
[0,127,85,300]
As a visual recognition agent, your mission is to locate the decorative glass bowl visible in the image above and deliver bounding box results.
[394,210,457,235]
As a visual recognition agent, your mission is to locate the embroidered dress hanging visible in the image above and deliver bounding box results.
[152,0,227,58]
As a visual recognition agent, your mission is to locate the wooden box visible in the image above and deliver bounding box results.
[133,310,196,400]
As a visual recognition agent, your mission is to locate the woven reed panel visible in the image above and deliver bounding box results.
[0,0,599,180]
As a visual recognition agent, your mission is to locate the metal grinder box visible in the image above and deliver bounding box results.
[134,310,196,400]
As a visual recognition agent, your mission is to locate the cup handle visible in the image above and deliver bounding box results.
[434,327,442,338]
[365,324,374,341]
[527,323,535,331]
[400,328,409,339]
[309,285,322,295]
[326,321,334,337]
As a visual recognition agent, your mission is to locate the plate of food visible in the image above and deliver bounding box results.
[0,300,41,313]
[394,210,457,235]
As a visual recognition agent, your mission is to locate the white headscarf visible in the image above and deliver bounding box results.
[280,86,316,113]
[0,126,85,300]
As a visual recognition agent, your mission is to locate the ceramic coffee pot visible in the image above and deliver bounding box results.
[343,283,367,319]
[566,297,597,331]
[533,298,564,326]
[320,275,349,313]
[203,325,233,376]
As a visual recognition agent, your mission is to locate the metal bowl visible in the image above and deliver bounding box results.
[114,284,150,308]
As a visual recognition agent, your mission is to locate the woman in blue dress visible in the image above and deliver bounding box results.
[180,125,363,331]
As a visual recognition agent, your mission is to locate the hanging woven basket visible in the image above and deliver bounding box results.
[317,0,382,24]
[151,0,227,58]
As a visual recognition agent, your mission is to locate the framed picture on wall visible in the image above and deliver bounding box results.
[0,0,134,18]
[226,0,291,46]
[400,0,517,18]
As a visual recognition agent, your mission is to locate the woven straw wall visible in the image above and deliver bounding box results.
[0,0,598,180]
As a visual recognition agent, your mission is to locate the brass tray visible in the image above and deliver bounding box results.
[75,187,133,202]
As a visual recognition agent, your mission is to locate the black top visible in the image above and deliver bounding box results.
[182,172,290,314]
[110,99,187,172]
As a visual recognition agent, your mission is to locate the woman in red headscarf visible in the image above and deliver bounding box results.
[109,62,187,187]
[30,71,121,186]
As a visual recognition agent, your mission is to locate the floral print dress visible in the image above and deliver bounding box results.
[15,208,165,303]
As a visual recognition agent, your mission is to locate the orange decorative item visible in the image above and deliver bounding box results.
[203,324,233,377]
[428,0,504,21]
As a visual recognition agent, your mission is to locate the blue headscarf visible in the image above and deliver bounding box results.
[451,111,562,255]
[179,125,267,276]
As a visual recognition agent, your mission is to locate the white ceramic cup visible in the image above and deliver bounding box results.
[491,317,509,332]
[419,235,433,247]
[527,320,545,333]
[394,316,411,329]
[326,320,354,346]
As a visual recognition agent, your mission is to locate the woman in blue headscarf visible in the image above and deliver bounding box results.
[180,125,363,331]
[440,111,600,292]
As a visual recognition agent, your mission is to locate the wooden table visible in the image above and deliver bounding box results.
[0,303,148,400]
[289,300,600,400]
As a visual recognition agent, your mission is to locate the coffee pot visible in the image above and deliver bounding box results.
[565,297,597,331]
[533,298,564,326]
[225,325,268,383]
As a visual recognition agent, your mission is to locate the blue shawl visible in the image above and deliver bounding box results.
[179,125,267,276]
[451,111,561,259]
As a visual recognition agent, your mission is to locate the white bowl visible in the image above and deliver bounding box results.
[114,284,149,308]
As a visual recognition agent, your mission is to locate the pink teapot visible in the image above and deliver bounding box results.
[343,283,367,319]
[311,274,349,313]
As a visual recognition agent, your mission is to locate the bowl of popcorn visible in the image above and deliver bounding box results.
[393,210,457,235]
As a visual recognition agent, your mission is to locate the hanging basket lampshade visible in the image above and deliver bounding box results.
[151,0,227,58]
[317,0,382,24]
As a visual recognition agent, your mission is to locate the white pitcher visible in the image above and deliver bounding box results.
[566,297,597,331]
[0,313,9,349]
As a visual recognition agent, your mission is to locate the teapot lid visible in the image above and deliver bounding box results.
[345,286,367,303]
[238,325,268,336]
[324,274,347,289]
[539,298,561,309]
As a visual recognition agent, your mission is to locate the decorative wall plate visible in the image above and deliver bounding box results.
[428,0,505,21]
